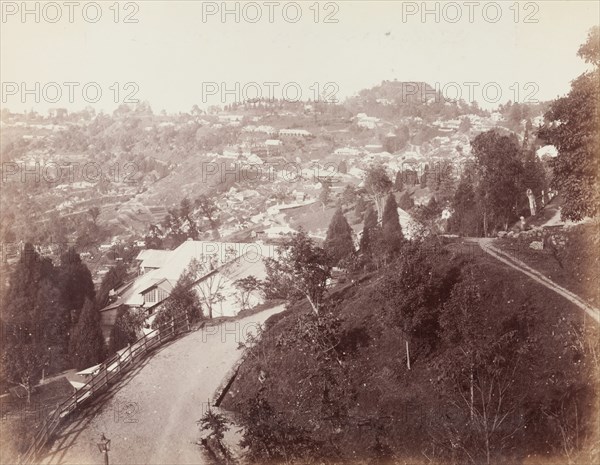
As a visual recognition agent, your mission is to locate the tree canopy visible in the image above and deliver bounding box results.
[540,26,599,220]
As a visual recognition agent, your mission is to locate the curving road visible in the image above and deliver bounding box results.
[477,238,600,323]
[39,305,284,465]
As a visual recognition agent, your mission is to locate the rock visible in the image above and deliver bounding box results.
[529,241,544,250]
[498,231,507,238]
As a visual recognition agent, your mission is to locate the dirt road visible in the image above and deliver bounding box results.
[39,305,285,465]
[477,238,600,323]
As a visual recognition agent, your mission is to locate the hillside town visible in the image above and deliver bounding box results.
[1,4,599,465]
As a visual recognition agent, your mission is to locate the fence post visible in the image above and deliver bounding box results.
[186,311,190,331]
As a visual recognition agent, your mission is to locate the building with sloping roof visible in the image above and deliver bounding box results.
[99,240,278,339]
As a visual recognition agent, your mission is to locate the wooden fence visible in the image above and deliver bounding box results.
[19,311,193,465]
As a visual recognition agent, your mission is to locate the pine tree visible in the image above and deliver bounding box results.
[57,247,95,326]
[394,170,404,192]
[382,194,404,259]
[69,297,106,370]
[324,208,355,265]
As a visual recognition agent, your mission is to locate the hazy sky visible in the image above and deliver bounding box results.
[1,1,598,113]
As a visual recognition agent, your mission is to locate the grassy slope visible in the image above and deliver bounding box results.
[222,246,599,465]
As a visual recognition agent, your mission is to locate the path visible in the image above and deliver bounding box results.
[38,305,285,465]
[477,238,600,323]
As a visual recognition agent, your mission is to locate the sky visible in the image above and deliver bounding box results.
[1,0,598,113]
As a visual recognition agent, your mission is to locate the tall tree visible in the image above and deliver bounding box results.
[69,297,106,370]
[394,170,404,192]
[539,26,599,220]
[364,165,393,221]
[319,180,332,209]
[449,176,481,237]
[471,130,523,235]
[359,206,378,261]
[381,194,405,259]
[57,247,95,326]
[324,208,355,266]
[195,194,220,232]
[264,229,331,314]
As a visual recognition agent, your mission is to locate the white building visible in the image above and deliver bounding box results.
[99,240,278,339]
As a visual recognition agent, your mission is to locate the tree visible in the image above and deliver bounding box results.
[471,130,523,235]
[263,229,331,314]
[0,342,48,404]
[364,165,393,221]
[381,194,404,259]
[69,297,106,370]
[449,175,482,237]
[438,269,533,464]
[234,276,263,311]
[33,279,70,371]
[197,274,226,319]
[413,197,443,235]
[319,180,331,209]
[375,243,445,370]
[324,208,355,266]
[57,247,95,325]
[435,161,456,202]
[359,206,378,259]
[539,26,599,220]
[145,224,164,249]
[1,243,69,376]
[162,198,202,247]
[195,194,220,232]
[108,307,145,355]
[394,170,404,192]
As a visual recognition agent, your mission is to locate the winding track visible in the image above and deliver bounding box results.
[39,305,284,465]
[477,238,600,323]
